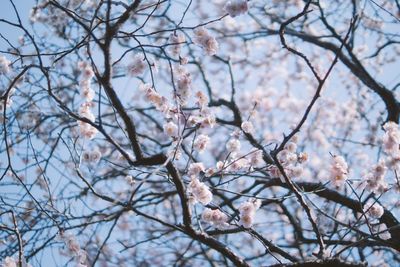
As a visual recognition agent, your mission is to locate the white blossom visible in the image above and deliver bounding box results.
[226,138,241,153]
[285,142,297,153]
[330,155,348,187]
[76,62,97,139]
[202,208,229,229]
[373,223,391,240]
[2,257,17,267]
[163,121,178,137]
[382,121,400,156]
[249,150,263,166]
[228,157,249,171]
[194,134,210,153]
[364,199,384,219]
[187,177,212,205]
[290,165,303,177]
[78,102,97,139]
[238,199,261,228]
[362,160,387,193]
[241,121,254,134]
[188,162,205,176]
[0,55,11,74]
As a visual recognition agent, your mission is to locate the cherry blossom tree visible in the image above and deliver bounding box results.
[1,0,400,266]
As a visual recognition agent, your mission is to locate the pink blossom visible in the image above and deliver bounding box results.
[224,0,248,17]
[193,27,219,56]
[127,54,146,76]
[169,32,186,55]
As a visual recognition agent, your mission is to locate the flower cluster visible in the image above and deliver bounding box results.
[194,134,210,153]
[187,176,213,205]
[187,107,216,128]
[202,208,229,229]
[361,122,400,193]
[175,66,192,104]
[362,160,387,193]
[78,102,97,139]
[163,121,178,137]
[382,122,400,156]
[224,0,248,17]
[211,151,262,176]
[127,54,146,76]
[59,232,87,266]
[193,27,219,56]
[169,32,186,55]
[2,257,17,267]
[249,149,264,167]
[0,55,11,74]
[241,121,254,134]
[226,138,241,153]
[30,0,94,27]
[0,88,15,112]
[141,83,169,112]
[226,157,250,172]
[0,56,13,112]
[195,91,208,109]
[78,61,95,101]
[1,257,31,267]
[238,199,261,228]
[188,162,205,176]
[77,62,97,139]
[363,199,384,219]
[372,223,391,240]
[330,155,349,187]
[270,139,306,181]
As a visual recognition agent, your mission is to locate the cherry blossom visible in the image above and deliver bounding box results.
[187,177,213,205]
[226,138,241,153]
[127,54,146,76]
[224,0,248,17]
[194,134,210,153]
[163,121,178,137]
[193,27,219,56]
[241,121,254,134]
[0,55,11,74]
[202,208,229,229]
[364,200,385,219]
[2,1,400,266]
[330,155,349,187]
[238,199,261,228]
